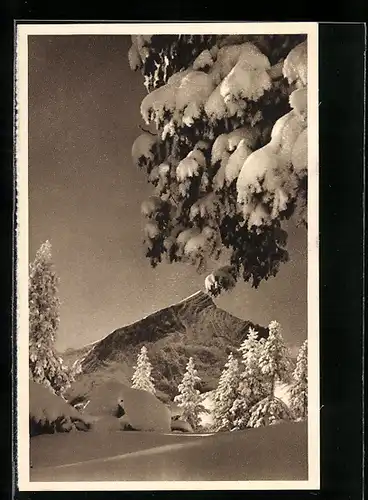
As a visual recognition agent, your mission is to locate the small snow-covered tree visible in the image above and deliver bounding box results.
[29,240,72,396]
[239,328,272,399]
[131,346,156,394]
[129,35,308,296]
[174,357,206,430]
[212,352,240,431]
[247,320,294,427]
[289,340,308,420]
[231,328,270,429]
[259,320,293,393]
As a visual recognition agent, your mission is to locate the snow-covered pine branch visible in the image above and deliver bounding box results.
[130,35,308,295]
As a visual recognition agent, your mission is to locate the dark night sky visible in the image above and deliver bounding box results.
[28,35,307,353]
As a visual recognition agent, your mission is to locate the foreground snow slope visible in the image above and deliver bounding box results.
[30,421,307,481]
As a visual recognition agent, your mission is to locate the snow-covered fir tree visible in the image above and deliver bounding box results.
[212,352,240,431]
[259,320,293,391]
[29,240,72,396]
[231,327,270,430]
[247,320,294,427]
[129,35,308,296]
[131,345,156,394]
[289,340,308,420]
[174,357,206,431]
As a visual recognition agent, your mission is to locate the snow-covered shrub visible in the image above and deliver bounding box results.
[247,395,293,428]
[29,380,93,437]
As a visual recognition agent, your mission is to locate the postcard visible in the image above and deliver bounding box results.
[15,21,319,491]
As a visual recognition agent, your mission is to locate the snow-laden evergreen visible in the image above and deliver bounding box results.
[246,321,294,427]
[230,328,270,429]
[259,320,293,391]
[131,346,156,394]
[129,35,308,295]
[289,340,308,420]
[174,357,206,430]
[29,240,72,396]
[212,352,240,431]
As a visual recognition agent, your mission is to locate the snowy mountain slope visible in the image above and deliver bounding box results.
[63,291,268,399]
[78,290,267,372]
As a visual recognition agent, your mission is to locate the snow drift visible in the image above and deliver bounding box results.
[77,381,171,433]
[29,380,93,436]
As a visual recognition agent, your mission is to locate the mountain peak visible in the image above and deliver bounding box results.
[177,290,211,303]
[65,290,268,399]
[175,289,214,309]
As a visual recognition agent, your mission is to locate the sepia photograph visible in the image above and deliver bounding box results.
[15,22,319,490]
